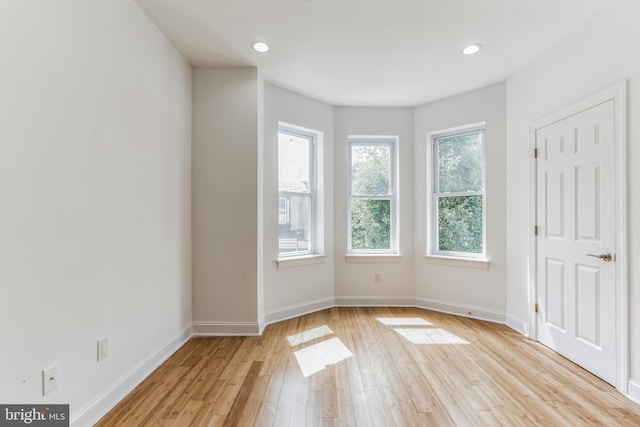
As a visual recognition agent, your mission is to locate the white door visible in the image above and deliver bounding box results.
[536,100,616,385]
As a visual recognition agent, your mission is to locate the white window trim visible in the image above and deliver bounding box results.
[276,254,327,269]
[345,254,403,263]
[278,123,322,259]
[347,136,399,255]
[423,254,489,270]
[427,123,487,261]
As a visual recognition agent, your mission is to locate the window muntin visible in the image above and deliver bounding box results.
[278,127,315,257]
[348,138,397,253]
[431,128,485,257]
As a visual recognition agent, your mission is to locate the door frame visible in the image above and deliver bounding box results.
[528,81,628,393]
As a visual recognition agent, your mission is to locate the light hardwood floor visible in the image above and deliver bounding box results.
[96,307,640,426]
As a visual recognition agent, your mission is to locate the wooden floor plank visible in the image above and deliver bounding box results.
[306,390,323,427]
[289,368,310,426]
[254,401,276,427]
[271,358,299,425]
[222,361,264,426]
[95,307,640,427]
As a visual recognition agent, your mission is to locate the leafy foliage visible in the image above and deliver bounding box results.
[350,144,392,250]
[436,132,484,254]
[438,195,483,253]
[351,145,390,195]
[437,133,483,193]
[351,199,391,250]
[347,133,485,254]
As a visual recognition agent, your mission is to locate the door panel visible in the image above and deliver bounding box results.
[545,171,565,238]
[575,264,600,347]
[536,100,616,385]
[545,259,565,330]
[576,163,600,241]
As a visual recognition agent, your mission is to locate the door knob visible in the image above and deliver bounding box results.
[586,252,613,262]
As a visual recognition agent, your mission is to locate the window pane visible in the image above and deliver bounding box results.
[279,194,311,253]
[437,132,483,193]
[278,197,289,225]
[351,145,390,196]
[351,199,391,250]
[438,195,483,253]
[279,133,310,193]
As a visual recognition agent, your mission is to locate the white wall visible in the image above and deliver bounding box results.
[333,108,415,302]
[262,84,335,323]
[262,90,507,321]
[505,0,640,395]
[0,0,192,424]
[414,83,507,321]
[192,68,260,333]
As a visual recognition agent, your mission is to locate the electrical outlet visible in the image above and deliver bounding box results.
[373,273,381,283]
[97,337,108,362]
[42,364,58,395]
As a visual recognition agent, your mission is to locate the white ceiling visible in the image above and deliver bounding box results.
[134,0,612,107]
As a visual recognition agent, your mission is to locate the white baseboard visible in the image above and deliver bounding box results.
[334,296,416,307]
[628,379,640,404]
[506,315,531,337]
[414,297,506,324]
[71,324,193,427]
[332,296,506,324]
[264,297,335,325]
[193,321,261,336]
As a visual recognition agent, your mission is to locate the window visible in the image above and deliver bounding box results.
[278,124,317,257]
[430,126,485,258]
[348,137,397,253]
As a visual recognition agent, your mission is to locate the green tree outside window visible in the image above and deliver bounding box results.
[349,141,395,252]
[434,130,485,255]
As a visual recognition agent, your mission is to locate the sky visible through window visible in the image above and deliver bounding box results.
[279,133,310,193]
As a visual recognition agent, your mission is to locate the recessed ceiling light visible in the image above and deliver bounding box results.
[251,41,270,53]
[462,44,482,55]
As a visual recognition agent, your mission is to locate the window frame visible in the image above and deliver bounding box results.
[278,124,317,258]
[428,124,487,259]
[347,136,398,254]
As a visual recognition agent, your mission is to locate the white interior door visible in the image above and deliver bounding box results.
[536,99,616,385]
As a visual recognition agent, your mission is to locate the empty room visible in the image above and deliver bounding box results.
[2,0,640,425]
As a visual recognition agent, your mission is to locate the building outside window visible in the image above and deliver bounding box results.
[278,124,317,257]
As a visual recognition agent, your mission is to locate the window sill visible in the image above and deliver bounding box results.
[276,254,327,269]
[345,254,402,263]
[423,255,490,270]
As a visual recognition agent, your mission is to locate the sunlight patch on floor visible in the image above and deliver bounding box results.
[287,325,333,347]
[293,337,353,377]
[376,317,432,326]
[393,328,469,344]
